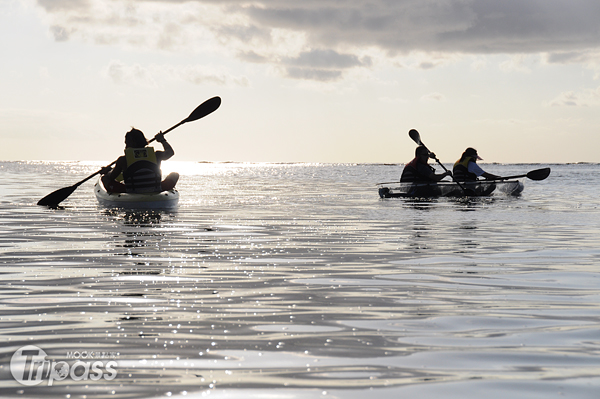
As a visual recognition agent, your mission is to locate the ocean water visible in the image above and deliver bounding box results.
[0,161,599,398]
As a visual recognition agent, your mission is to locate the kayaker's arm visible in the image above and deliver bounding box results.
[155,132,174,160]
[467,162,500,180]
[416,163,451,182]
[103,157,126,181]
[100,157,127,193]
[482,172,501,180]
[430,170,452,181]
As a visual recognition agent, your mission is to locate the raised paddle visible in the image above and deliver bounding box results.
[37,96,221,207]
[408,129,451,174]
[408,129,474,195]
[485,167,551,182]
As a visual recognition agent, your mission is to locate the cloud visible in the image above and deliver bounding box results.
[177,65,250,86]
[285,49,371,69]
[104,60,249,87]
[280,49,372,81]
[499,55,533,73]
[545,51,595,64]
[49,25,71,41]
[544,50,600,79]
[420,92,446,102]
[36,0,93,13]
[235,0,600,53]
[285,67,342,82]
[33,0,600,81]
[106,61,158,88]
[548,91,579,107]
[547,86,600,107]
[237,51,270,64]
[470,57,488,71]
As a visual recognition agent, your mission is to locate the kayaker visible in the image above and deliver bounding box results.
[100,128,179,193]
[400,145,451,182]
[453,147,500,181]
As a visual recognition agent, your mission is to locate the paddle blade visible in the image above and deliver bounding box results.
[526,167,551,181]
[37,185,78,206]
[185,96,221,123]
[408,129,421,145]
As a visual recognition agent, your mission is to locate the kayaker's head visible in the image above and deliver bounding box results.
[125,128,148,148]
[415,146,430,162]
[462,147,483,162]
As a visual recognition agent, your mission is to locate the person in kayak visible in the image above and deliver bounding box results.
[453,147,500,181]
[100,128,179,193]
[400,145,451,182]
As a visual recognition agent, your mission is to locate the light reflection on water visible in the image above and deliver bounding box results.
[0,161,599,398]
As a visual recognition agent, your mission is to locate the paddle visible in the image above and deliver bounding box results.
[408,129,450,174]
[485,167,551,182]
[376,167,551,186]
[407,129,474,195]
[37,96,221,207]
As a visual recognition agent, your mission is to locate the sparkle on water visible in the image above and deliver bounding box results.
[0,161,599,399]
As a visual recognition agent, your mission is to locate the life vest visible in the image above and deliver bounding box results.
[123,147,162,193]
[400,157,434,182]
[453,157,478,181]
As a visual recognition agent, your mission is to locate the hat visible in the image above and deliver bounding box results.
[465,147,483,160]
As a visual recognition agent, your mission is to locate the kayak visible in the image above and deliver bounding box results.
[379,180,524,198]
[378,180,524,198]
[94,178,179,209]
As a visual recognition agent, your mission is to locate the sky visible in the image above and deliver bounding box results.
[2,0,600,164]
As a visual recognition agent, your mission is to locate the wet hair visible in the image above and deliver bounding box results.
[125,128,148,148]
[415,145,429,157]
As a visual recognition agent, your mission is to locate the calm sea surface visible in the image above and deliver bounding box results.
[0,161,599,398]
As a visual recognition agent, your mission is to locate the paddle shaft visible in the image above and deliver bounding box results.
[490,174,527,180]
[485,167,551,181]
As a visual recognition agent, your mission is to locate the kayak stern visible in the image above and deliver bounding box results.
[94,179,179,209]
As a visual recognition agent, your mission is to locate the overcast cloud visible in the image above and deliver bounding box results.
[33,0,600,81]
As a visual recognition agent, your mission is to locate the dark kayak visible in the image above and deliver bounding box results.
[378,180,524,198]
